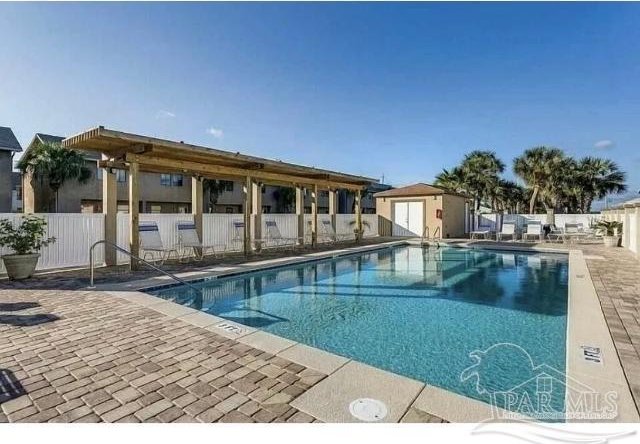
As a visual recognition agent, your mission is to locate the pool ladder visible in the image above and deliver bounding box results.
[421,226,441,248]
[88,240,202,297]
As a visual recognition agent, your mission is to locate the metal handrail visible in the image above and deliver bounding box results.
[88,240,202,295]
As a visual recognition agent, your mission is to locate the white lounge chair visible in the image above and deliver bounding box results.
[320,219,352,243]
[264,220,300,250]
[563,223,588,244]
[522,221,543,242]
[139,222,179,265]
[231,220,271,252]
[496,222,517,242]
[177,222,224,261]
[470,223,493,240]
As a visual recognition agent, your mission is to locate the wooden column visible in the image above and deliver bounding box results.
[128,162,140,270]
[243,176,253,255]
[192,176,203,255]
[355,189,362,242]
[22,172,35,213]
[328,189,338,241]
[103,166,117,266]
[252,180,262,251]
[295,185,305,246]
[311,184,318,247]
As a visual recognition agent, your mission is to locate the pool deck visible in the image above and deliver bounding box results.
[2,238,640,422]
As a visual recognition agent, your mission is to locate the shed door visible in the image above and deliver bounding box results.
[393,201,424,236]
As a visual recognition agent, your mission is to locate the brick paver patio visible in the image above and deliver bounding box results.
[4,239,638,422]
[0,290,326,423]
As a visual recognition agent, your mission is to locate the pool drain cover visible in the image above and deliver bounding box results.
[349,398,388,422]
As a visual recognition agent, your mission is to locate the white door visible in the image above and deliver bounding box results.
[392,201,424,237]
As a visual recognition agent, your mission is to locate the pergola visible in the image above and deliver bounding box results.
[63,126,375,269]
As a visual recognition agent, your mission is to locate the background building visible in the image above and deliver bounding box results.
[0,126,22,213]
[20,132,391,214]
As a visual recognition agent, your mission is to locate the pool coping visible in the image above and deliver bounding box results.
[104,240,638,422]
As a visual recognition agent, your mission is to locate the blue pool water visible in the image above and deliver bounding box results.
[151,246,569,414]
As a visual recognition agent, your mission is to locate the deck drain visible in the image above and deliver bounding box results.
[349,398,388,422]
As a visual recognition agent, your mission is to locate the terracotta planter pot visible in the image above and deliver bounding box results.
[603,235,621,248]
[2,253,40,280]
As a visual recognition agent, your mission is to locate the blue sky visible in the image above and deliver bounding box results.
[1,2,639,203]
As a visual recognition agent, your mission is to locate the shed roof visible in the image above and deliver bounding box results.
[373,183,465,198]
[0,126,22,152]
[63,126,376,189]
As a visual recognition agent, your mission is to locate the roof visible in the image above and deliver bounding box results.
[63,126,376,189]
[24,132,100,161]
[0,126,22,152]
[373,183,465,198]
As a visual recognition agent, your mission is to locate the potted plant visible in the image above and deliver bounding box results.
[596,220,623,248]
[0,215,55,280]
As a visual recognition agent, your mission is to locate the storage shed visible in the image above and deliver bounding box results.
[374,183,469,238]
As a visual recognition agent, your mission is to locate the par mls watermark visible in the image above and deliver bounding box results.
[460,343,618,421]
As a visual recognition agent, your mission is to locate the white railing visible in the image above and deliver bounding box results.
[0,212,380,273]
[0,213,104,273]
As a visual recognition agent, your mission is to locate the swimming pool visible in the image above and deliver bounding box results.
[150,245,569,414]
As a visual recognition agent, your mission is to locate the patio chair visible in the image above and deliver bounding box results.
[139,222,179,265]
[177,222,224,261]
[496,222,517,242]
[264,220,300,250]
[562,223,588,244]
[320,219,352,243]
[470,223,493,240]
[231,220,270,252]
[522,221,544,242]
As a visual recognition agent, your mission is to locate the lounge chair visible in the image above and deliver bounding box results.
[231,220,270,252]
[562,223,588,244]
[470,223,493,240]
[177,222,224,261]
[264,220,300,250]
[522,221,544,242]
[139,222,179,265]
[496,222,517,241]
[320,220,352,243]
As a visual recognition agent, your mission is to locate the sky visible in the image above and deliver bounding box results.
[1,2,639,205]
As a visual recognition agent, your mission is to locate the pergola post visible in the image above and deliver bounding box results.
[311,184,318,247]
[22,172,35,213]
[103,165,117,266]
[128,162,140,270]
[355,189,362,242]
[295,185,305,246]
[192,176,203,256]
[328,189,338,241]
[252,180,263,252]
[243,176,253,255]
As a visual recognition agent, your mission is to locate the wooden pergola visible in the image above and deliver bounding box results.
[63,126,375,269]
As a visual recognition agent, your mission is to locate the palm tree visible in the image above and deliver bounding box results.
[513,146,565,214]
[272,187,296,213]
[575,157,626,213]
[434,167,468,195]
[17,141,91,212]
[203,179,229,212]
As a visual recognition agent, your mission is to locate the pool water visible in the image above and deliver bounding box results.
[151,246,569,415]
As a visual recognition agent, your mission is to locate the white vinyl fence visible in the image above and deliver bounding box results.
[1,212,379,273]
[0,213,104,273]
[471,213,603,233]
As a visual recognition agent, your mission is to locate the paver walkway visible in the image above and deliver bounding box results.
[0,290,325,423]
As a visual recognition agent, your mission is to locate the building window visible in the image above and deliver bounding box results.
[177,204,190,214]
[150,205,162,214]
[161,174,184,187]
[160,174,171,186]
[262,205,271,214]
[96,168,103,180]
[115,170,126,183]
[15,185,22,201]
[225,207,234,213]
[221,180,234,192]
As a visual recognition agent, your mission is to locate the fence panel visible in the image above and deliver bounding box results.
[628,213,638,254]
[203,214,244,252]
[554,214,603,229]
[0,213,104,272]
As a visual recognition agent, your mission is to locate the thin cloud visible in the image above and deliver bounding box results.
[594,139,614,150]
[156,110,176,119]
[206,127,224,138]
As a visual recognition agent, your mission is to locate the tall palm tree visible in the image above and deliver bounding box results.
[17,141,91,212]
[513,146,565,214]
[203,179,229,213]
[434,166,468,195]
[575,157,626,213]
[272,186,296,213]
